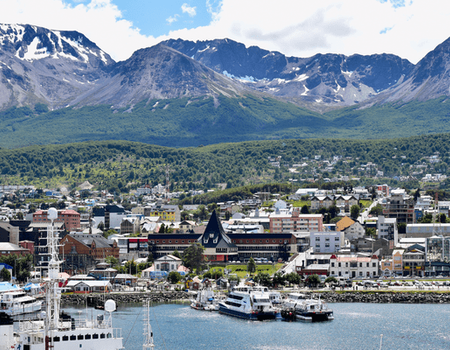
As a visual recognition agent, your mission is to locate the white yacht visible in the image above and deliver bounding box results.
[190,289,219,311]
[281,293,334,322]
[218,284,278,320]
[0,290,42,316]
[0,208,124,350]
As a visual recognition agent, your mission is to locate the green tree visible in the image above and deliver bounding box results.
[172,249,182,259]
[124,260,137,275]
[182,243,206,273]
[272,272,285,287]
[366,227,377,238]
[247,257,257,275]
[306,274,321,288]
[397,222,407,234]
[167,271,181,284]
[285,272,300,286]
[301,204,309,214]
[350,204,360,220]
[369,204,383,216]
[440,213,447,223]
[105,256,119,268]
[0,268,11,281]
[254,272,271,287]
[325,276,338,284]
[103,229,117,239]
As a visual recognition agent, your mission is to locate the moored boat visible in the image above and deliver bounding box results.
[4,208,124,350]
[0,290,42,316]
[218,285,278,320]
[281,293,334,322]
[190,289,219,311]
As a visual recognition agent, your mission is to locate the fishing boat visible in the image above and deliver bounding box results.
[190,289,219,311]
[0,290,42,316]
[1,208,124,350]
[280,293,334,322]
[218,284,278,320]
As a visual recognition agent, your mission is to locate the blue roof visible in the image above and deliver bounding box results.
[0,263,13,269]
[0,282,20,292]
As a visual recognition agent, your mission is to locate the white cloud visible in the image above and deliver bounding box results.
[1,0,450,64]
[181,3,196,17]
[166,14,180,25]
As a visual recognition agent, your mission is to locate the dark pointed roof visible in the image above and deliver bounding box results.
[198,211,236,249]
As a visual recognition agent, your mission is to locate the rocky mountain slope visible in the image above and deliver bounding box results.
[0,24,114,110]
[162,38,415,111]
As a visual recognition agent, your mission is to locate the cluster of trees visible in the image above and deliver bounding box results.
[3,130,450,195]
[0,254,33,282]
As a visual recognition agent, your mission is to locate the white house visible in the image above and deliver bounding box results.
[377,216,398,245]
[329,254,379,279]
[310,231,345,254]
[343,221,366,241]
[154,255,183,273]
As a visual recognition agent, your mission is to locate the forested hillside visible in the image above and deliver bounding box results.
[2,96,450,149]
[1,134,449,193]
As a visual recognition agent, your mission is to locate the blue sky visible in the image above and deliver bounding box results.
[1,0,450,63]
[63,0,219,38]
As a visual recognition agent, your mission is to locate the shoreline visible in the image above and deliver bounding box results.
[61,290,450,305]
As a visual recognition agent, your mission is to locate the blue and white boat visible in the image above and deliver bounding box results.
[218,285,278,320]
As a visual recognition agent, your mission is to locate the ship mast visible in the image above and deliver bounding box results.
[45,208,62,348]
[143,300,155,349]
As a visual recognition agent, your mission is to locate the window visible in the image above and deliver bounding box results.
[373,263,377,267]
[359,263,362,267]
[315,237,320,241]
[335,237,339,241]
[331,262,335,267]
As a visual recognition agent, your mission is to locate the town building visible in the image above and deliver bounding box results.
[377,216,398,245]
[269,209,323,233]
[382,189,414,223]
[198,211,238,262]
[59,233,119,274]
[146,202,180,222]
[329,254,379,278]
[310,195,335,211]
[310,231,345,254]
[32,209,81,231]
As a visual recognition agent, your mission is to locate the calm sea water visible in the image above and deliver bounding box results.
[64,302,450,350]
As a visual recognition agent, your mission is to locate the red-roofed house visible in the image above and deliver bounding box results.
[33,209,81,231]
[329,254,379,279]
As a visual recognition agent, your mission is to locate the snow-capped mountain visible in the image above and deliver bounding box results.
[162,38,414,111]
[0,24,113,110]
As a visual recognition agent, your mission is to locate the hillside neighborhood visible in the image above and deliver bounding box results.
[0,181,449,291]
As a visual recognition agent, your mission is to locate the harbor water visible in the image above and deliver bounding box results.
[63,302,450,350]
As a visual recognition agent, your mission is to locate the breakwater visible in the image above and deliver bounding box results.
[61,290,450,305]
[315,291,450,304]
[62,291,191,305]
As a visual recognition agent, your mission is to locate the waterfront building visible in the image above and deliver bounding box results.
[198,210,238,262]
[329,254,379,278]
